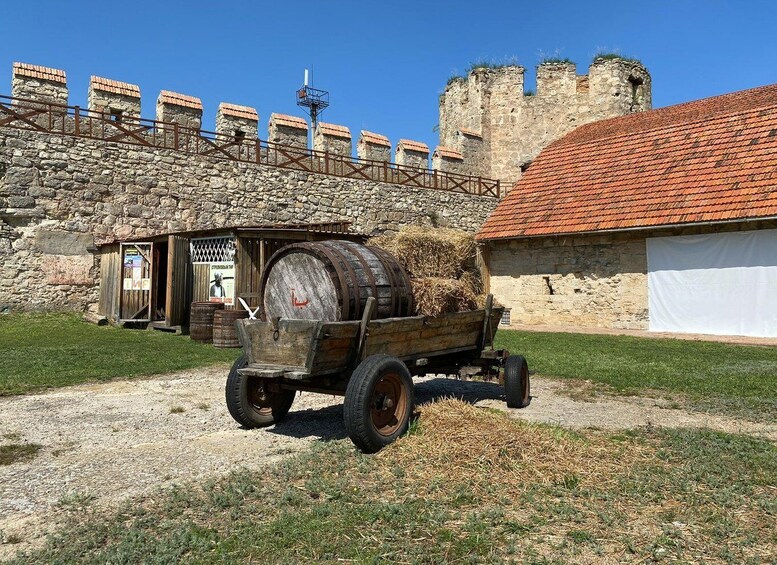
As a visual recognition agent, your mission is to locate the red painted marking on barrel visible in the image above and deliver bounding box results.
[291,288,310,308]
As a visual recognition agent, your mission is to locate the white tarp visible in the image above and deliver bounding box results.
[647,229,777,337]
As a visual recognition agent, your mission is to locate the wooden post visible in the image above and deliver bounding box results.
[480,293,494,351]
[165,235,175,325]
[356,297,377,362]
[259,238,266,276]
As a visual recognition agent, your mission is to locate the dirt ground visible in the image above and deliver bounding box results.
[1,366,775,560]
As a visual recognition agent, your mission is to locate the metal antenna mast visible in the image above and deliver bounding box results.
[296,68,329,131]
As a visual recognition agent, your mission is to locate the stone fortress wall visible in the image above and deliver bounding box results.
[439,58,652,183]
[0,62,500,313]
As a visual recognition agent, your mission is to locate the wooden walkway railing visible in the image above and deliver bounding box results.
[0,95,501,198]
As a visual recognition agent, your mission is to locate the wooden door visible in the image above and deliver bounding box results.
[165,235,192,326]
[98,244,121,320]
[120,242,153,322]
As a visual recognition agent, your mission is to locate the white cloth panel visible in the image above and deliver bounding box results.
[647,229,777,337]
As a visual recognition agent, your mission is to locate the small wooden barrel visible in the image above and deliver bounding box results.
[190,301,225,343]
[213,309,249,348]
[260,240,413,322]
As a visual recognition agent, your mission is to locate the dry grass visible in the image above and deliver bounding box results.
[380,399,644,500]
[411,277,477,316]
[368,226,476,279]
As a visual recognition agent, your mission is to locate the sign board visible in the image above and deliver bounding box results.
[208,262,235,306]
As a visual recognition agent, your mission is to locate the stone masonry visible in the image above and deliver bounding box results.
[87,76,142,119]
[487,232,649,330]
[439,58,652,182]
[0,126,497,313]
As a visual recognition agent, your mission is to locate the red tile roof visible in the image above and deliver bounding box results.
[398,139,429,154]
[434,145,463,160]
[90,76,140,97]
[317,121,351,139]
[271,113,308,130]
[158,90,202,110]
[478,83,777,241]
[219,102,258,120]
[13,62,66,84]
[360,130,391,147]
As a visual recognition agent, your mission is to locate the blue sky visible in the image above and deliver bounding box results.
[2,1,776,154]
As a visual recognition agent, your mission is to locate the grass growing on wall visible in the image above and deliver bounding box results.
[538,56,574,65]
[592,51,642,64]
[0,313,238,396]
[446,57,521,86]
[495,329,777,421]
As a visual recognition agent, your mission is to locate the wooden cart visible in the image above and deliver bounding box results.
[225,296,530,452]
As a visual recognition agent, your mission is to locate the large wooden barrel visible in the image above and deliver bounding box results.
[190,301,225,343]
[213,309,249,348]
[260,240,413,322]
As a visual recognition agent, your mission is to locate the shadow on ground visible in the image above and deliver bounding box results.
[267,377,506,442]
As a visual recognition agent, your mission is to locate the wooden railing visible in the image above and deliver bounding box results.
[0,95,501,198]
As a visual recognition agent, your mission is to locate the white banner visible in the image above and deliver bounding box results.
[647,229,777,337]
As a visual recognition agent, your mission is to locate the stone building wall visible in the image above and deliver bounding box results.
[439,58,652,182]
[485,220,777,330]
[0,127,498,313]
[486,232,649,330]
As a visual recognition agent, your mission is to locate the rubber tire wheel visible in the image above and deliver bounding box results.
[225,355,296,428]
[504,355,531,408]
[344,354,414,454]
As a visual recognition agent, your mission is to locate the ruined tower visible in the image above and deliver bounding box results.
[438,57,652,183]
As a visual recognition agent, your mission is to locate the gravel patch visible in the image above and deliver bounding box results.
[1,367,774,559]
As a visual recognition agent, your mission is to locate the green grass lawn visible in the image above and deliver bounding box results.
[0,313,239,396]
[495,330,777,421]
[8,401,775,564]
[2,315,775,421]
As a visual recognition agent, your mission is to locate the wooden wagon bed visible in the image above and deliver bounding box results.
[235,307,503,387]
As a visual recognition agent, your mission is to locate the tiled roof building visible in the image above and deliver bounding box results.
[479,83,777,240]
[478,83,777,338]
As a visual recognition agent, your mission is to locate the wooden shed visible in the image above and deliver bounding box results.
[97,221,363,329]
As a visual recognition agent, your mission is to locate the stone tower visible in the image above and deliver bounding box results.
[439,57,652,182]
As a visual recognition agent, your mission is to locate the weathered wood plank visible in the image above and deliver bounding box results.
[364,321,481,347]
[239,319,319,369]
[320,321,361,339]
[366,329,482,358]
[98,244,120,319]
[367,316,425,336]
[238,368,285,378]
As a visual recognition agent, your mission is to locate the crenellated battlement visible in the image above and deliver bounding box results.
[2,61,501,199]
[439,57,652,182]
[5,62,500,191]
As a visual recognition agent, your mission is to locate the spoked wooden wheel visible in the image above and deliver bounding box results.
[225,356,296,428]
[344,355,415,453]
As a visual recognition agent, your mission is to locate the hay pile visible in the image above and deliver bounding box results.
[369,226,486,316]
[369,226,475,279]
[377,399,643,500]
[411,278,477,317]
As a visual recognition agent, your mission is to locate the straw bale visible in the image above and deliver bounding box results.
[411,277,477,317]
[369,226,475,279]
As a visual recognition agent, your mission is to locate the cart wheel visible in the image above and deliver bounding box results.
[225,355,296,428]
[504,355,531,408]
[344,354,414,453]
